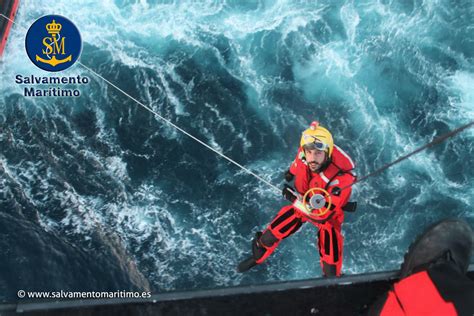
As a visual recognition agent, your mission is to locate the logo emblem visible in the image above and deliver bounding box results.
[25,15,82,72]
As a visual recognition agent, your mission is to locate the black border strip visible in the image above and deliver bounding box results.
[2,265,471,313]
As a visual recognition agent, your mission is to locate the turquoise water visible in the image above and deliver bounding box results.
[0,0,473,302]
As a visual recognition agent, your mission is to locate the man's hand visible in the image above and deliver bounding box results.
[284,170,294,182]
[282,184,297,203]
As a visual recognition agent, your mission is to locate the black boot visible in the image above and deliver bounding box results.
[322,262,337,277]
[237,232,265,273]
[400,219,473,278]
[237,257,257,273]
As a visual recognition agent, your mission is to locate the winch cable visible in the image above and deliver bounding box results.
[0,12,281,194]
[78,62,282,195]
[338,120,474,193]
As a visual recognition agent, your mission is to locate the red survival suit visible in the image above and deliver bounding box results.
[370,262,474,315]
[254,144,356,276]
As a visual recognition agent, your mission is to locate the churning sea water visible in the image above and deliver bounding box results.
[0,0,473,302]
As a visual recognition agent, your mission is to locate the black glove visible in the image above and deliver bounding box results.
[284,170,294,182]
[282,184,297,203]
[332,187,341,196]
[342,201,357,212]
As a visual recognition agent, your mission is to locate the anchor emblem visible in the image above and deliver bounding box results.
[35,20,72,67]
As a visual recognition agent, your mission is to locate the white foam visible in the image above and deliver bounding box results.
[445,71,474,129]
[340,2,360,45]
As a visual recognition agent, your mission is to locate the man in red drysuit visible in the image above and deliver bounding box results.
[238,121,356,277]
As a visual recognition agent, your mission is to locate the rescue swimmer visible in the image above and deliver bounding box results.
[238,121,356,277]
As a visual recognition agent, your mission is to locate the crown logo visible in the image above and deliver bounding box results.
[46,20,62,36]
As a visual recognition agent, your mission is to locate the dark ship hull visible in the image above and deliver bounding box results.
[1,266,473,316]
[0,0,19,57]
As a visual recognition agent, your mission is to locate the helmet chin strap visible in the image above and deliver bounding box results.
[320,154,331,171]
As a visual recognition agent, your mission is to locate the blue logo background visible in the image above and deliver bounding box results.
[25,15,82,72]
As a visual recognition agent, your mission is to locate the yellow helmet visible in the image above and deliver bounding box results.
[300,121,334,157]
